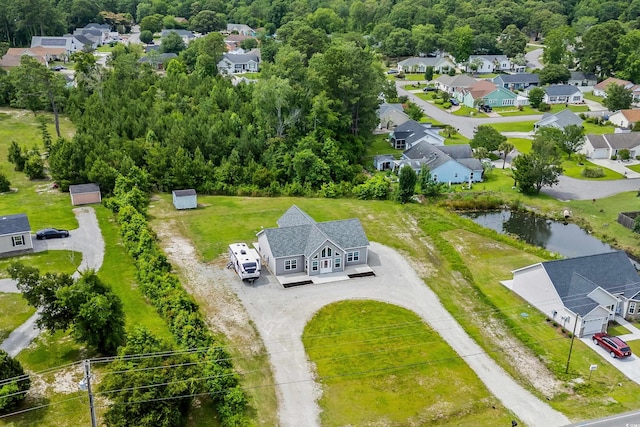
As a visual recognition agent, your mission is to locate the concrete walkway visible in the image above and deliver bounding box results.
[0,207,105,357]
[589,159,640,179]
[231,242,570,427]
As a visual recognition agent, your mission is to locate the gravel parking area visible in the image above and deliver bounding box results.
[222,242,569,427]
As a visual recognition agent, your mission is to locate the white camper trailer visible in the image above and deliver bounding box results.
[228,243,261,281]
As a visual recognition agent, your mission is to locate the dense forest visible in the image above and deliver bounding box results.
[2,0,640,197]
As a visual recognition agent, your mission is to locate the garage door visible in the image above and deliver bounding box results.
[583,317,605,335]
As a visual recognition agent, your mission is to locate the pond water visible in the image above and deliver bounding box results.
[461,210,616,258]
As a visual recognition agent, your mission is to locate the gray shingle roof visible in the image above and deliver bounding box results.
[0,214,31,235]
[597,133,640,150]
[161,29,195,38]
[586,134,608,149]
[73,34,93,46]
[542,252,640,315]
[570,71,597,81]
[391,120,443,146]
[457,158,484,171]
[69,183,100,194]
[397,57,453,68]
[377,103,405,118]
[544,84,580,96]
[265,206,369,258]
[221,53,259,64]
[173,189,196,197]
[402,141,450,170]
[439,145,473,159]
[494,73,539,84]
[537,109,583,129]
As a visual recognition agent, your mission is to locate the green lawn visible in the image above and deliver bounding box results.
[508,137,532,154]
[364,134,399,160]
[452,105,479,117]
[303,300,512,426]
[628,164,640,173]
[402,73,428,81]
[0,250,81,279]
[583,91,604,103]
[583,122,616,135]
[550,104,590,113]
[445,133,471,145]
[0,293,35,341]
[607,323,630,336]
[561,158,624,180]
[493,106,540,117]
[490,121,536,133]
[96,45,115,52]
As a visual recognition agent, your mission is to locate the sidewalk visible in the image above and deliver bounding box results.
[614,316,640,342]
[589,159,640,179]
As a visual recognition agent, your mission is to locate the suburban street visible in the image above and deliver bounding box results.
[0,207,105,357]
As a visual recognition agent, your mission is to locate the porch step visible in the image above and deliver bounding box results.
[282,280,314,288]
[348,271,376,278]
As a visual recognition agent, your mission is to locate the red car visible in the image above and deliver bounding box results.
[592,333,632,358]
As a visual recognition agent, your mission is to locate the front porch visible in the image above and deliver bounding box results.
[276,264,375,288]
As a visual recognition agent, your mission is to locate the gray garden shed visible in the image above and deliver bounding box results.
[172,189,197,210]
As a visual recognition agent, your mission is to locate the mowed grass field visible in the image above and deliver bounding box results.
[303,300,513,426]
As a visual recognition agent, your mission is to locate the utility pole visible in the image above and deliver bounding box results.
[82,359,98,427]
[565,315,579,374]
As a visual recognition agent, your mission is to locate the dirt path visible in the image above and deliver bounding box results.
[154,221,570,427]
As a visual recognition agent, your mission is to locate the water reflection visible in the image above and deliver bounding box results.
[461,210,616,258]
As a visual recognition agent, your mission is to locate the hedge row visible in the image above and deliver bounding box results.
[105,176,248,426]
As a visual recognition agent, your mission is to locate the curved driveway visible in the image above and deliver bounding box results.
[0,207,104,356]
[396,83,543,138]
[231,242,569,427]
[541,176,640,200]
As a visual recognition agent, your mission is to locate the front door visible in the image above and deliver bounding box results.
[320,259,332,274]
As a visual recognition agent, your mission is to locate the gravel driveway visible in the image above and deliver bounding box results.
[230,242,569,427]
[0,207,105,357]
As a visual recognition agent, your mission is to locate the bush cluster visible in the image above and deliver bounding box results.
[105,174,247,426]
[581,166,605,178]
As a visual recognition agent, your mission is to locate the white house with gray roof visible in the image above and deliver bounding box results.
[492,73,540,91]
[388,119,444,149]
[0,214,33,257]
[396,56,456,74]
[377,102,410,129]
[506,252,640,336]
[534,109,583,131]
[218,51,260,74]
[31,35,92,55]
[543,84,584,104]
[256,206,370,279]
[581,133,640,159]
[395,142,483,184]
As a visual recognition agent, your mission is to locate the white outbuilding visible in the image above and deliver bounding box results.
[172,189,197,210]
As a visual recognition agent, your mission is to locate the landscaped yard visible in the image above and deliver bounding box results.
[0,250,81,279]
[628,164,640,173]
[562,158,624,180]
[303,300,513,426]
[583,91,605,103]
[0,293,35,341]
[490,121,536,133]
[365,133,397,159]
[508,137,532,154]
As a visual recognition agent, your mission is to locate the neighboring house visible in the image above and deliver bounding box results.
[224,34,257,51]
[73,23,112,45]
[506,251,640,337]
[377,102,410,129]
[172,189,197,210]
[0,47,66,69]
[373,154,395,171]
[581,133,640,159]
[543,85,584,104]
[568,71,598,88]
[534,109,584,131]
[492,73,540,91]
[465,55,524,73]
[217,51,260,74]
[138,52,178,69]
[396,56,456,74]
[256,205,370,278]
[226,23,256,36]
[0,214,33,257]
[69,183,102,205]
[388,120,444,150]
[161,29,197,45]
[31,35,93,54]
[593,77,634,97]
[459,80,518,108]
[395,142,484,184]
[435,74,478,95]
[609,110,640,129]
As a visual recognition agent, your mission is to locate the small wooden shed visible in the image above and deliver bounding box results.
[69,183,102,206]
[172,189,197,210]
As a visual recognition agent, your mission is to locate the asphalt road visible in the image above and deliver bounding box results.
[396,83,543,138]
[0,207,105,357]
[568,409,640,427]
[230,242,569,427]
[541,175,640,200]
[525,47,544,69]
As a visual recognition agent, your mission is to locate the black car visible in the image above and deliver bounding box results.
[422,86,436,92]
[36,228,70,239]
[51,65,65,71]
[449,98,459,106]
[479,105,492,113]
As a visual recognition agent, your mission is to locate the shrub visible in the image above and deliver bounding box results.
[434,98,444,105]
[0,350,31,414]
[538,102,551,112]
[0,173,10,192]
[443,102,451,109]
[611,155,617,160]
[581,167,605,178]
[619,148,631,160]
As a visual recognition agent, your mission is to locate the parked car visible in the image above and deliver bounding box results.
[479,105,492,113]
[449,98,459,106]
[51,65,65,71]
[422,86,436,92]
[386,69,398,74]
[592,333,632,358]
[36,228,70,240]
